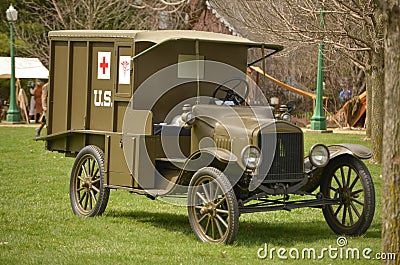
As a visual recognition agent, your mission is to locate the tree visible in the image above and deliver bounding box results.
[381,0,400,263]
[0,1,33,103]
[17,0,154,67]
[212,0,385,163]
[12,0,190,67]
[0,0,192,101]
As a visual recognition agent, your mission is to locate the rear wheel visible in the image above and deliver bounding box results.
[188,167,239,244]
[70,145,110,217]
[321,155,375,236]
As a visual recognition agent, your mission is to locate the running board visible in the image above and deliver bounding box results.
[239,198,340,213]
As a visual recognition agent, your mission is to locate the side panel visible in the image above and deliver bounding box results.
[115,101,128,132]
[90,42,114,131]
[113,43,134,132]
[133,136,156,189]
[107,134,132,187]
[106,134,156,189]
[115,44,134,98]
[70,42,88,130]
[49,41,69,135]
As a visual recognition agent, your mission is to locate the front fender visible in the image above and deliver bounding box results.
[174,147,239,186]
[304,143,371,173]
[301,144,371,193]
[189,147,238,165]
[183,147,237,172]
[328,144,371,160]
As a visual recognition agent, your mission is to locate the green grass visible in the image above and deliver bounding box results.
[0,127,382,264]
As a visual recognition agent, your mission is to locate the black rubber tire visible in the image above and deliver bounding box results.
[70,145,110,217]
[188,167,239,244]
[320,155,375,236]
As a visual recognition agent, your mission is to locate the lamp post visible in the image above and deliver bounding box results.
[310,4,326,130]
[6,3,20,123]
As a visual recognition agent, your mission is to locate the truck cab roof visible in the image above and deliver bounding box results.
[48,30,283,51]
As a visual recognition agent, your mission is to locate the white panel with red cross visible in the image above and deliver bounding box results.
[97,52,111,80]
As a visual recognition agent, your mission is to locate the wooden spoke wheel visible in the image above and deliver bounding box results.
[70,145,110,217]
[188,167,239,244]
[321,155,375,236]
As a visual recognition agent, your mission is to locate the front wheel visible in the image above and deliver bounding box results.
[320,155,375,236]
[188,167,239,244]
[70,145,110,217]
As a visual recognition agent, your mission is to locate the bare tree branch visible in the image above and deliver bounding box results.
[16,0,194,66]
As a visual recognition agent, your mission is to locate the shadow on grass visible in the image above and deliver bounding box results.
[237,219,380,247]
[104,208,380,247]
[105,209,193,236]
[238,219,330,246]
[366,222,382,239]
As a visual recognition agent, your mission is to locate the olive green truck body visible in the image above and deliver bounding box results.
[45,30,276,191]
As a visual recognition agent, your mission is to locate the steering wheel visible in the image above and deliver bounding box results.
[211,77,250,105]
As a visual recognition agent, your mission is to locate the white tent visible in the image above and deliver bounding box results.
[0,57,48,79]
[0,57,48,123]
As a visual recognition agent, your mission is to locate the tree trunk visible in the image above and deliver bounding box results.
[370,50,385,164]
[365,68,372,138]
[382,1,400,263]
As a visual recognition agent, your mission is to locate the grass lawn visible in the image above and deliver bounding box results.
[0,126,383,264]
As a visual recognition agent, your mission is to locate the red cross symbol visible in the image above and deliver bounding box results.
[100,56,108,74]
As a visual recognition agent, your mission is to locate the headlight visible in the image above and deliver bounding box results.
[309,144,329,167]
[281,113,291,122]
[241,145,261,170]
[182,112,195,125]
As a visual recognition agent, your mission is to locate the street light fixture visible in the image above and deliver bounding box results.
[5,3,20,123]
[310,4,327,130]
[6,3,18,21]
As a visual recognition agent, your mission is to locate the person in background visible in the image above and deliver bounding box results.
[28,81,36,122]
[17,86,29,122]
[343,87,352,101]
[35,82,48,137]
[33,80,43,123]
[339,86,353,105]
[0,100,7,121]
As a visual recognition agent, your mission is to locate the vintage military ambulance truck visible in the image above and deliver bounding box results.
[41,30,375,244]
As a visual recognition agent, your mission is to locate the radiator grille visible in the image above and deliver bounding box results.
[258,132,304,182]
[215,138,232,151]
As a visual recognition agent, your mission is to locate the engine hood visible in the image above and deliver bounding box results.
[214,115,275,144]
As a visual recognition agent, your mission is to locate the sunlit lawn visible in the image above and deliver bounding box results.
[0,126,382,264]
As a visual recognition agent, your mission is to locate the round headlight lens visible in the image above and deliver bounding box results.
[182,112,195,125]
[281,113,291,122]
[241,145,261,170]
[309,144,330,167]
